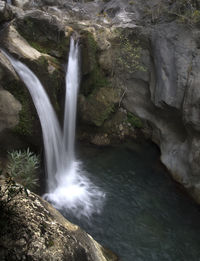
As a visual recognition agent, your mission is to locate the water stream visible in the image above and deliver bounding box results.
[2,41,200,261]
[2,38,105,218]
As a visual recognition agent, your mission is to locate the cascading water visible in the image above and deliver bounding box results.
[64,38,79,165]
[45,38,105,218]
[2,37,105,218]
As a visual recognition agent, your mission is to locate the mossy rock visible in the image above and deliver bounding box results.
[80,31,109,96]
[79,87,120,127]
[0,53,36,143]
[3,79,35,137]
[127,112,143,129]
[15,10,71,59]
[23,54,65,115]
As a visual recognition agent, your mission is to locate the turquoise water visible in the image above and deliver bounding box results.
[65,141,200,261]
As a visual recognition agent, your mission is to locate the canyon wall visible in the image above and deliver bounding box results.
[0,0,200,202]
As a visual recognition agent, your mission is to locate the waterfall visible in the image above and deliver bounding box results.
[1,50,63,192]
[2,38,105,218]
[64,38,79,165]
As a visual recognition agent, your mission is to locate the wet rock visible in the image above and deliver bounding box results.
[0,89,21,132]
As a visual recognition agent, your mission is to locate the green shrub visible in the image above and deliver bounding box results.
[7,148,40,191]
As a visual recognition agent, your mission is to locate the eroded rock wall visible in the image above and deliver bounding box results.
[0,179,118,261]
[0,0,200,202]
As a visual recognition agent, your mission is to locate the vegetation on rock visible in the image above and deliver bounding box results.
[7,148,40,191]
[171,0,200,24]
[79,87,120,127]
[117,36,146,73]
[127,112,143,129]
[15,11,71,59]
[145,0,200,25]
[5,80,34,136]
[81,31,109,96]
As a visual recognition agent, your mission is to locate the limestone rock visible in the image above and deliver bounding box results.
[79,87,120,127]
[1,0,200,204]
[15,9,71,59]
[12,0,29,9]
[0,22,66,145]
[0,182,118,261]
[1,25,41,60]
[0,89,21,132]
[0,0,13,22]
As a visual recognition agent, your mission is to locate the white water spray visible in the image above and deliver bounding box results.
[2,38,105,218]
[64,38,79,165]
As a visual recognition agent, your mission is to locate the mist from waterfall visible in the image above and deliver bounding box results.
[2,38,105,219]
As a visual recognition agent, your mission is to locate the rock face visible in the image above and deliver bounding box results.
[0,0,200,202]
[0,181,118,261]
[0,89,21,132]
[79,87,120,127]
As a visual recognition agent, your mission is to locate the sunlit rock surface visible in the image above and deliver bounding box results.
[0,181,118,261]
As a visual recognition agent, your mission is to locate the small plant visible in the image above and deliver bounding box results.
[127,112,143,129]
[117,36,146,73]
[171,0,200,25]
[7,148,40,191]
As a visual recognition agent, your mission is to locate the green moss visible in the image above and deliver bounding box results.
[81,31,109,95]
[16,16,70,58]
[93,103,115,126]
[15,100,33,136]
[28,37,70,58]
[83,87,119,126]
[117,36,146,73]
[37,56,48,67]
[4,80,33,136]
[29,41,52,54]
[127,112,143,128]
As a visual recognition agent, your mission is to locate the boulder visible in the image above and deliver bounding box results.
[0,180,118,261]
[79,87,120,127]
[14,9,71,59]
[0,89,21,132]
[1,25,42,60]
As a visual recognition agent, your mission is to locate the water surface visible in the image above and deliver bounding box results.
[64,141,200,261]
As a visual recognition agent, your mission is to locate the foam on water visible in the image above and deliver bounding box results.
[1,38,105,219]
